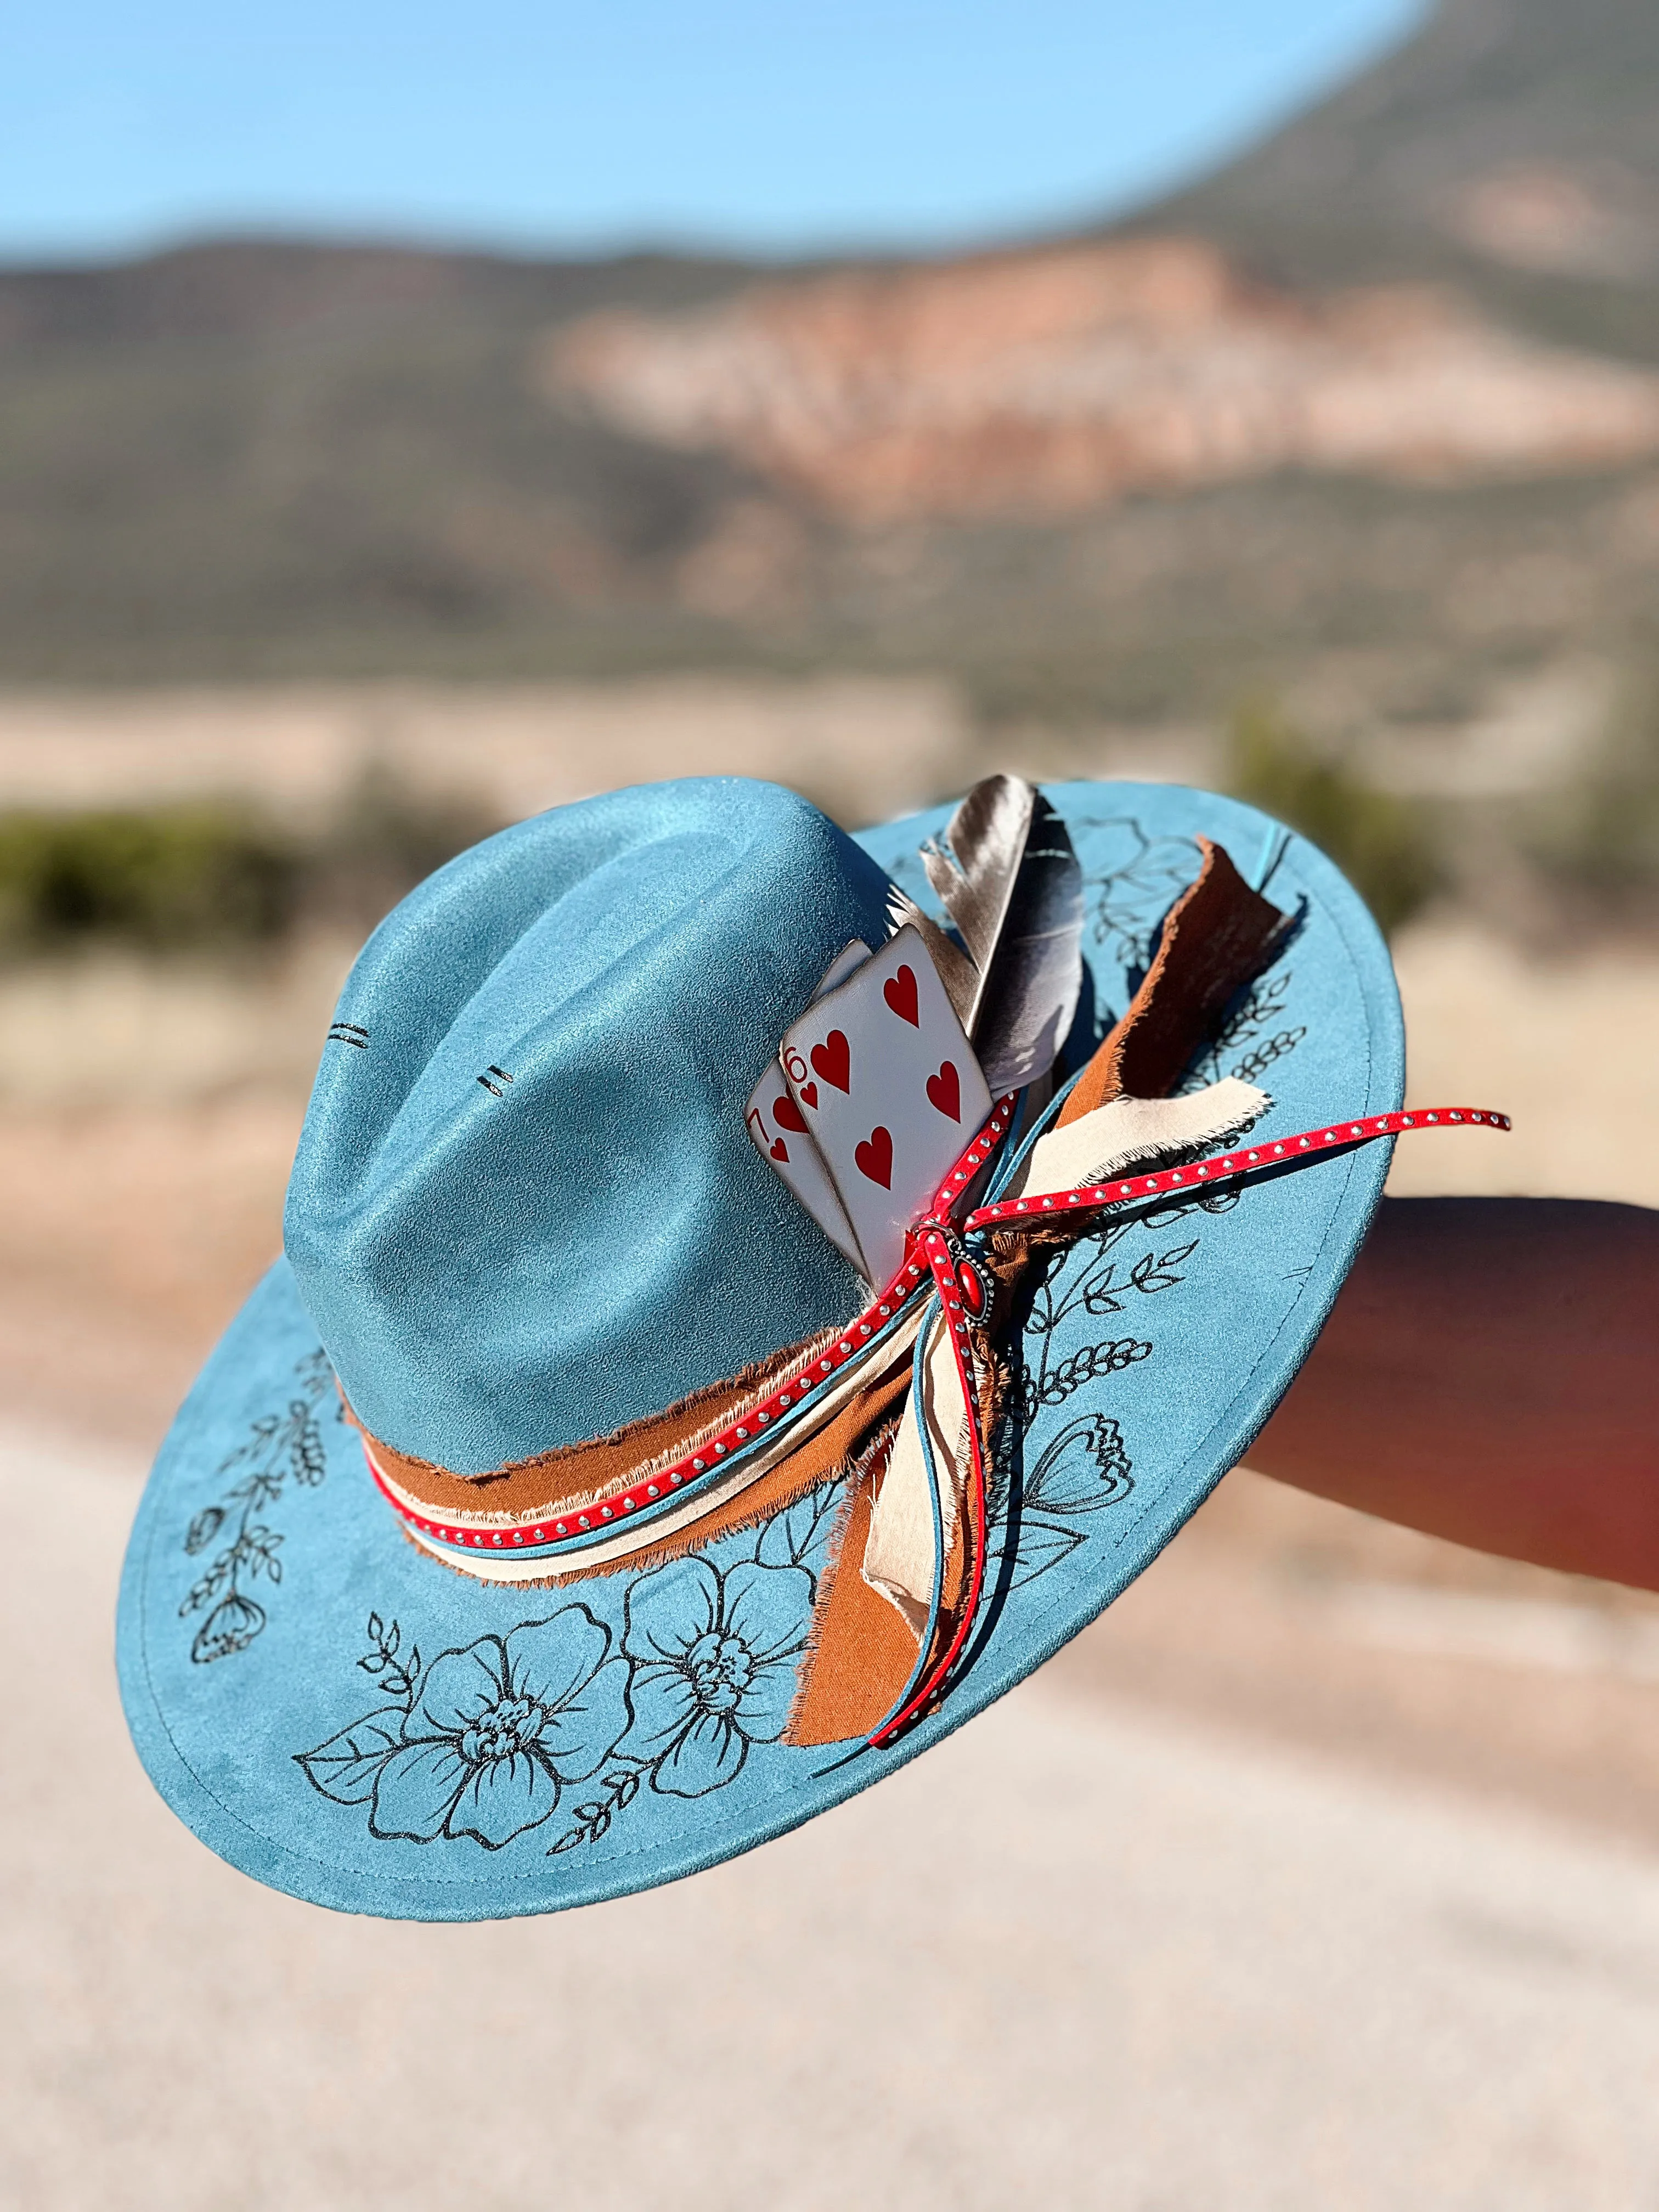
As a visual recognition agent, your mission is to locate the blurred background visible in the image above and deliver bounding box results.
[7,3,1659,2206]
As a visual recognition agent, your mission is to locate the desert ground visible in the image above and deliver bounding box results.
[3,680,1658,2208]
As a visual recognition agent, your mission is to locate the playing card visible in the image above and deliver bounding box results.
[746,941,871,1274]
[807,938,872,999]
[780,924,992,1288]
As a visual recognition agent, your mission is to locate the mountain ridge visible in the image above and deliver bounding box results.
[2,0,1657,713]
[1152,0,1659,359]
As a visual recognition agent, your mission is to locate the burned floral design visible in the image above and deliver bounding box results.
[988,1407,1137,1589]
[295,1485,835,1855]
[298,1608,631,1849]
[621,1555,814,1798]
[1181,966,1305,1094]
[1068,816,1205,972]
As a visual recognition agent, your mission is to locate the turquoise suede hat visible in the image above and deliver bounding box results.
[118,774,1407,1919]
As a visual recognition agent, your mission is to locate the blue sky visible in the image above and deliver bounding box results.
[2,1,1426,265]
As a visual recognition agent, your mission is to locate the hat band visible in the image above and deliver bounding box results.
[352,1077,1260,1573]
[356,1092,1020,1570]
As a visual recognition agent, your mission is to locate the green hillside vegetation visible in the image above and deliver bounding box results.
[0,242,763,681]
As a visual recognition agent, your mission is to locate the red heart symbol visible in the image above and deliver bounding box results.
[883,965,919,1026]
[854,1126,893,1188]
[770,1136,789,1163]
[799,1081,819,1109]
[926,1060,961,1120]
[772,1093,808,1134]
[810,1031,851,1092]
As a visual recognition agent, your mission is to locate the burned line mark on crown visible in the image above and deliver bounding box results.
[328,1022,369,1050]
[477,1065,515,1098]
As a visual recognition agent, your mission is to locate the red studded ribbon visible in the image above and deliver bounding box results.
[867,1102,1511,1745]
[964,1107,1512,1233]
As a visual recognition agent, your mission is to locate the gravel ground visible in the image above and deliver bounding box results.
[7,1419,1659,2212]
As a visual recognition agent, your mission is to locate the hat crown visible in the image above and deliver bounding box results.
[285,777,894,1472]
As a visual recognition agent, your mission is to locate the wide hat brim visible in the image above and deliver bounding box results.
[118,780,1402,1919]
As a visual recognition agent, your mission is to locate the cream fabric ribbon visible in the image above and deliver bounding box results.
[861,1078,1268,1631]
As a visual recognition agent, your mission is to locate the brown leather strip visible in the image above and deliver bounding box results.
[784,1443,922,1745]
[785,1382,984,1747]
[346,1324,839,1519]
[1058,836,1288,1125]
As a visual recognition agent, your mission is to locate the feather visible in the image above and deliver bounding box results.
[922,772,1032,970]
[886,885,978,1030]
[923,775,1083,1093]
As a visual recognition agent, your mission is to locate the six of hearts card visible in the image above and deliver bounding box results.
[765,925,992,1285]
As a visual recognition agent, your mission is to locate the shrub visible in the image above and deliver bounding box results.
[1227,703,1437,938]
[1532,676,1659,912]
[0,804,300,953]
[0,773,504,958]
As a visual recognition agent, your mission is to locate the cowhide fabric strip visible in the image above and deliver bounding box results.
[998,1078,1269,1229]
[1057,837,1289,1127]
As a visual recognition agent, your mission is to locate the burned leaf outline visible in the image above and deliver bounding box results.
[179,1347,338,1663]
